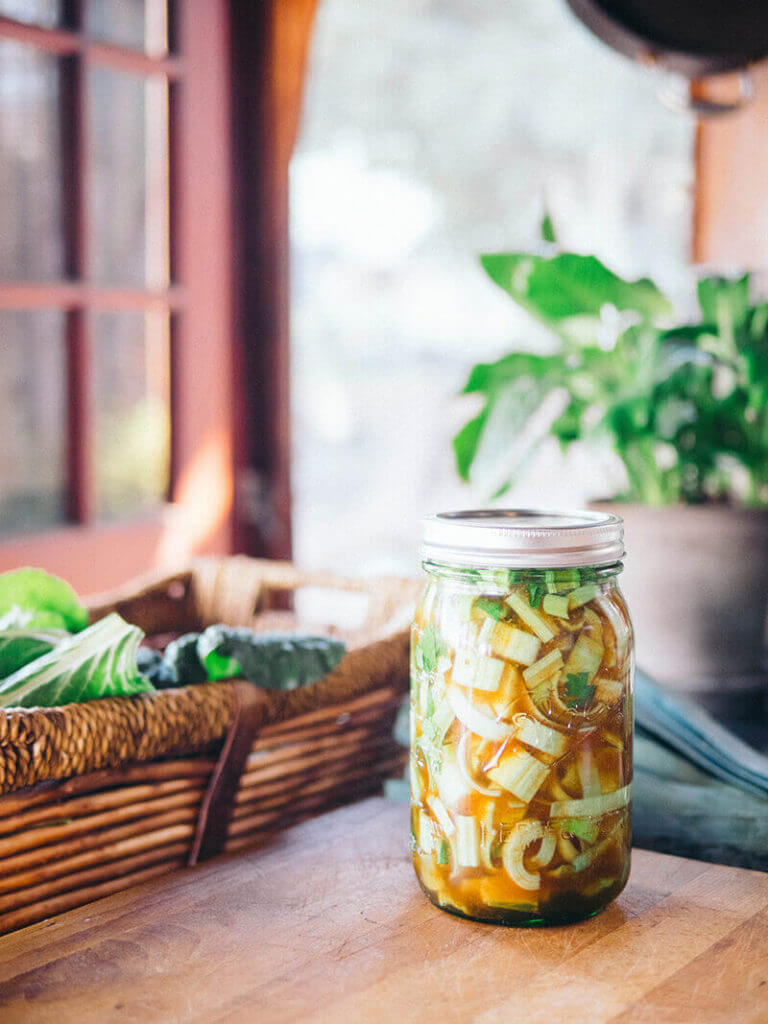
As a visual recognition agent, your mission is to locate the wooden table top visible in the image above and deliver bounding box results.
[1,796,767,1024]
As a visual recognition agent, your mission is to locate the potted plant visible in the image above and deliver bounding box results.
[454,219,768,712]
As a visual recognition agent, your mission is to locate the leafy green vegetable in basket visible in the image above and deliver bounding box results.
[0,613,153,708]
[197,626,347,690]
[0,607,33,630]
[163,632,208,686]
[136,646,180,690]
[0,622,67,679]
[145,627,347,690]
[0,568,89,633]
[198,628,240,681]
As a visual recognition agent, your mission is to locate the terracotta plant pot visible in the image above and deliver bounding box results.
[591,502,768,713]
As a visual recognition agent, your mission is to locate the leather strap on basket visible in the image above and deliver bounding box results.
[188,681,270,865]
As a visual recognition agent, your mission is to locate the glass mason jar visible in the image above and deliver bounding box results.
[410,510,633,926]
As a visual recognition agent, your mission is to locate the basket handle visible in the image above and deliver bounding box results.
[255,566,419,634]
[192,556,419,634]
[188,680,269,865]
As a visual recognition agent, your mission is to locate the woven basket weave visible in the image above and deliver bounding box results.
[0,557,416,935]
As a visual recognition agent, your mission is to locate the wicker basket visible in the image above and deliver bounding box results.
[0,557,416,935]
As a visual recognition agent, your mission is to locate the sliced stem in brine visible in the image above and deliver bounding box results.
[505,591,556,643]
[454,815,481,868]
[549,784,631,818]
[448,686,516,741]
[513,714,568,757]
[457,732,503,796]
[487,747,549,804]
[502,820,556,891]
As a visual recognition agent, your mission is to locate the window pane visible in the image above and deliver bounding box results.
[0,42,64,280]
[88,68,169,286]
[0,0,60,28]
[92,312,170,521]
[0,312,67,536]
[87,0,168,56]
[291,0,695,575]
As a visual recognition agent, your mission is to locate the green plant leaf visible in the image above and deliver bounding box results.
[490,480,514,500]
[452,406,489,481]
[0,568,89,633]
[0,613,152,708]
[480,252,672,326]
[697,274,750,338]
[197,626,347,689]
[540,211,557,244]
[748,302,768,342]
[459,241,768,507]
[549,396,588,446]
[462,352,565,395]
[459,360,570,490]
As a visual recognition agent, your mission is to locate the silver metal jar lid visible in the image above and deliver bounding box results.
[421,509,624,569]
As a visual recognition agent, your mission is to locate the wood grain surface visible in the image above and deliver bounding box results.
[0,797,766,1024]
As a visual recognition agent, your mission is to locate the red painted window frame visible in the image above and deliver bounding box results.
[0,1,237,594]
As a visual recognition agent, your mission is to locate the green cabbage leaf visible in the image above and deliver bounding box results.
[0,568,89,632]
[0,621,67,679]
[0,612,153,708]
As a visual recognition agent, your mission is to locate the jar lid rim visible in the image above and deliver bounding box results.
[420,508,625,568]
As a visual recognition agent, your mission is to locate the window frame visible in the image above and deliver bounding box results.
[227,0,319,563]
[0,1,237,593]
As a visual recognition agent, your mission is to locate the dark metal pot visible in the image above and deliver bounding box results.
[565,0,768,77]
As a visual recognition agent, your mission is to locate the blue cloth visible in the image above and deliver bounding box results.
[633,669,768,869]
[635,669,768,798]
